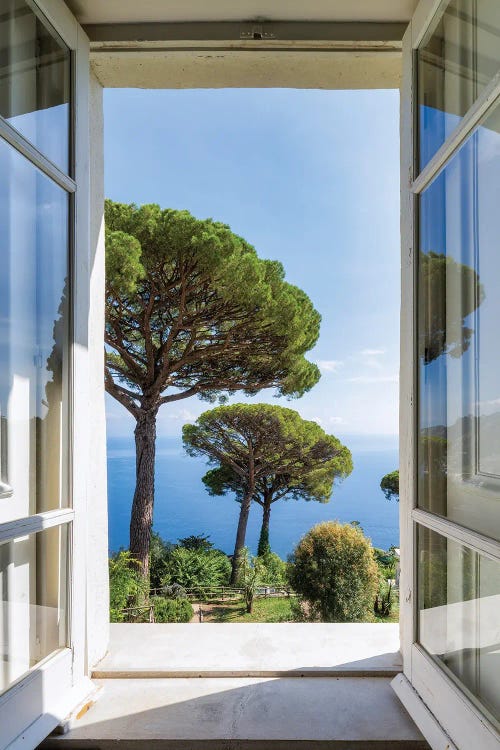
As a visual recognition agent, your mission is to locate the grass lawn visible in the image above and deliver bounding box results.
[194,596,295,623]
[191,596,399,624]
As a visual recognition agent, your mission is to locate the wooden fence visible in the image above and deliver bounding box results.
[149,585,295,601]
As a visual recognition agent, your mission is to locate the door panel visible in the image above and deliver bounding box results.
[0,0,86,746]
[398,0,500,747]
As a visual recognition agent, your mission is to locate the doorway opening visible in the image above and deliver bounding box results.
[104,86,401,627]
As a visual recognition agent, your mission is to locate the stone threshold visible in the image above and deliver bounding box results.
[93,622,403,678]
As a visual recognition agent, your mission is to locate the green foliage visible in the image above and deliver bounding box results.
[380,470,399,502]
[109,551,147,622]
[257,524,271,557]
[185,403,352,573]
[374,579,395,617]
[163,546,231,591]
[105,200,322,415]
[237,549,266,613]
[178,534,214,552]
[151,596,193,623]
[258,552,288,587]
[373,546,398,580]
[191,404,352,505]
[149,532,174,589]
[288,521,379,622]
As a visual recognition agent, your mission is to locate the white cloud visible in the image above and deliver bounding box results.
[166,408,197,422]
[329,416,344,424]
[317,359,344,373]
[360,348,385,357]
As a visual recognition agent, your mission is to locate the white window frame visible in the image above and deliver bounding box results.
[395,2,500,749]
[0,1,93,747]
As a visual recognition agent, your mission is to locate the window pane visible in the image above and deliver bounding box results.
[418,101,500,542]
[418,0,500,170]
[418,526,500,726]
[0,138,70,521]
[0,525,68,695]
[0,0,70,173]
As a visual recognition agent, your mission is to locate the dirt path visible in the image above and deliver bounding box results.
[189,602,223,623]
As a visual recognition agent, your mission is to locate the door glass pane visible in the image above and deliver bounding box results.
[418,101,500,542]
[418,526,500,726]
[418,0,500,170]
[0,525,68,695]
[0,0,70,173]
[0,138,70,522]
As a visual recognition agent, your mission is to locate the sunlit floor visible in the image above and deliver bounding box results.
[41,624,429,748]
[93,622,402,677]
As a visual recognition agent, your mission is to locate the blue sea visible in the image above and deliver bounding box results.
[107,435,399,558]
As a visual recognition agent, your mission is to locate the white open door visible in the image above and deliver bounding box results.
[0,1,91,747]
[396,1,500,749]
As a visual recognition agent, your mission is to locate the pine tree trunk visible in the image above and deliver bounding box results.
[130,408,157,580]
[257,502,272,556]
[230,488,253,585]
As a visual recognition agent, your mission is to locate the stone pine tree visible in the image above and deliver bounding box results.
[183,404,352,582]
[105,201,321,579]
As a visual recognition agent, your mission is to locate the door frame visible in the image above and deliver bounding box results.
[0,1,94,747]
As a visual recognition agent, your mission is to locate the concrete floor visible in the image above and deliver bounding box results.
[42,676,428,749]
[93,622,403,677]
[41,623,429,748]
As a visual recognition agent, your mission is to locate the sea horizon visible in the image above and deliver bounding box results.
[107,433,400,558]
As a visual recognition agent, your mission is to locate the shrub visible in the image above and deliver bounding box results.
[163,546,231,590]
[288,521,379,622]
[149,532,174,589]
[178,534,213,552]
[258,551,288,587]
[373,546,398,580]
[237,549,265,613]
[109,550,147,622]
[151,596,193,623]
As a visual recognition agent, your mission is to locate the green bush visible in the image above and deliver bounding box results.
[149,532,174,589]
[163,546,231,590]
[258,551,288,587]
[373,546,398,580]
[151,596,193,623]
[236,548,266,613]
[178,534,214,552]
[109,550,146,622]
[288,521,379,622]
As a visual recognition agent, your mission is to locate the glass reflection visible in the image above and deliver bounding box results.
[418,101,500,542]
[0,138,69,522]
[418,527,500,726]
[0,0,70,172]
[0,526,67,695]
[418,0,500,169]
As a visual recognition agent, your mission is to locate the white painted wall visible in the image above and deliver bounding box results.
[85,71,109,670]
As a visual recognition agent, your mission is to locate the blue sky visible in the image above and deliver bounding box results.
[104,88,400,444]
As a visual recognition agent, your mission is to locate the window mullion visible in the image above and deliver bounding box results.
[412,507,500,563]
[0,117,76,193]
[411,68,500,195]
[0,508,74,544]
